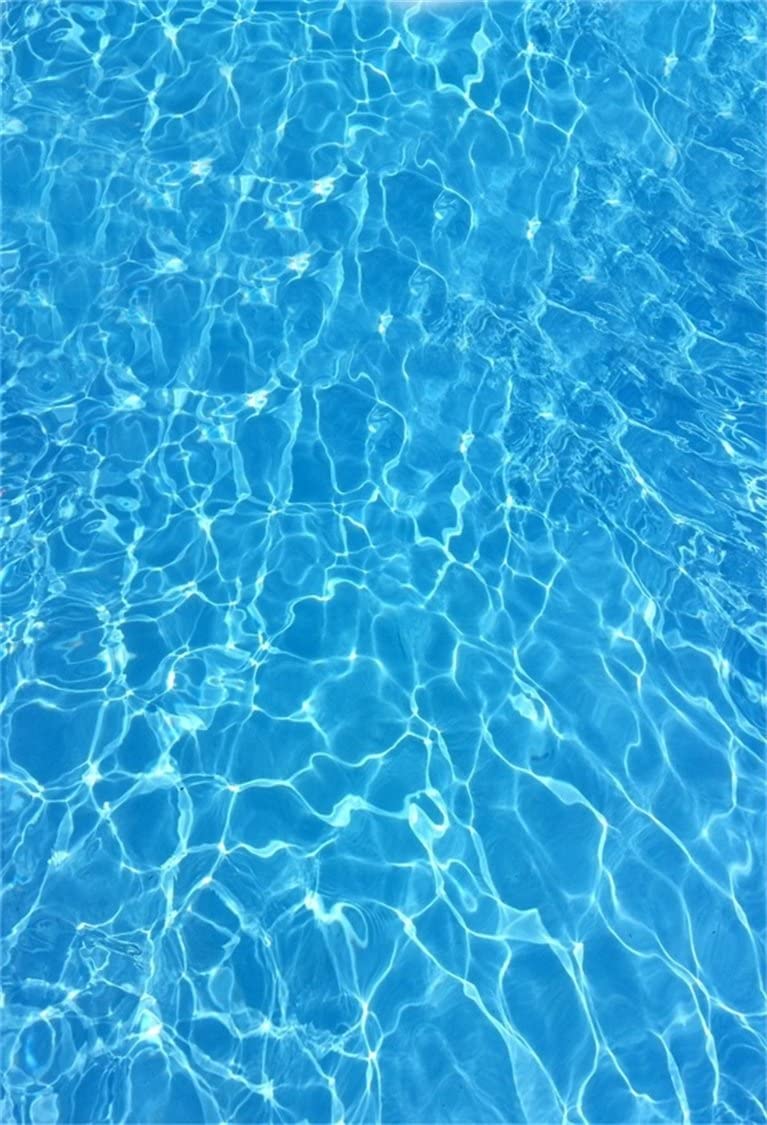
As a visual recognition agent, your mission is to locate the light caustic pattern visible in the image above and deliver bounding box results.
[1,1,765,1122]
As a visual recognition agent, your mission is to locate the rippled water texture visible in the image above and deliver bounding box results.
[2,1,766,1122]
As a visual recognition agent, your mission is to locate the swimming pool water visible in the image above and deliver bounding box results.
[1,1,766,1122]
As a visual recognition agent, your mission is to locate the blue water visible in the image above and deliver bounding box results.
[2,1,766,1122]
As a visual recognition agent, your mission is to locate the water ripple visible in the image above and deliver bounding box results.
[1,1,765,1123]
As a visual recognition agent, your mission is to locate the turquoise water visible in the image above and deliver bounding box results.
[1,1,766,1122]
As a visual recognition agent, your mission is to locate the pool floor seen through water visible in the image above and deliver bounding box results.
[1,1,766,1123]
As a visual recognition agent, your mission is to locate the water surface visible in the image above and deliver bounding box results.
[1,2,765,1122]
